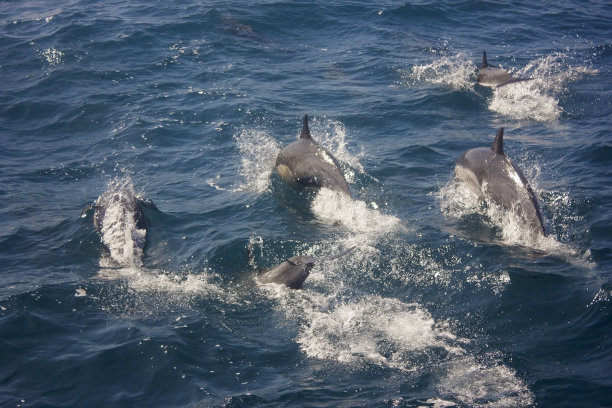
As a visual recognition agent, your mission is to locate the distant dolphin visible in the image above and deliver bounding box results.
[477,51,533,88]
[276,114,351,196]
[454,128,546,236]
[83,184,156,266]
[255,246,355,289]
[221,16,267,44]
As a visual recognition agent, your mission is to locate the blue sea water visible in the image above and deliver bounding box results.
[1,0,611,406]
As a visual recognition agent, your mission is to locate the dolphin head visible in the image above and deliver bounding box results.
[255,247,355,290]
[257,255,315,289]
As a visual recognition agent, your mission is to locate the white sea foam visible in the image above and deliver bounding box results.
[276,291,533,407]
[253,233,531,407]
[311,188,403,239]
[96,264,227,298]
[295,295,463,370]
[488,81,561,122]
[438,355,534,407]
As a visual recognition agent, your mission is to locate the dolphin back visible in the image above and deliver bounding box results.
[455,128,546,236]
[92,184,152,266]
[256,247,355,289]
[257,255,314,289]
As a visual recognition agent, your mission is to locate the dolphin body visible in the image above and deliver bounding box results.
[256,246,355,289]
[275,115,351,196]
[477,51,533,88]
[454,128,546,236]
[84,185,156,266]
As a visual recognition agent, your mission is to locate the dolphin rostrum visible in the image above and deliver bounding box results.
[255,246,356,289]
[454,128,546,236]
[275,114,351,196]
[477,51,533,88]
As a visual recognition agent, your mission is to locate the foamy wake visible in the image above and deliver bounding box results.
[253,233,531,406]
[312,188,403,238]
[489,80,561,122]
[275,292,534,407]
[96,262,227,299]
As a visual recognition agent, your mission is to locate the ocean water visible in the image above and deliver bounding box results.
[1,1,611,406]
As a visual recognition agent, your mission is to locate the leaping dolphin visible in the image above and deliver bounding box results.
[255,246,355,289]
[477,51,533,88]
[454,128,546,236]
[275,114,351,196]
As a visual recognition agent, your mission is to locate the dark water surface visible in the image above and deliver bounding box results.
[1,1,611,406]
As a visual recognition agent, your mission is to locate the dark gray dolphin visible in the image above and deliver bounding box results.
[275,115,351,196]
[455,128,546,236]
[477,51,533,88]
[255,246,355,289]
[221,16,268,44]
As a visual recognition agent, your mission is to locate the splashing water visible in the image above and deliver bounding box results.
[234,126,280,194]
[308,116,366,181]
[288,293,534,407]
[403,52,477,90]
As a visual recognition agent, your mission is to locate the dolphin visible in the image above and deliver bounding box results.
[477,51,533,88]
[83,184,156,266]
[255,246,355,289]
[454,127,546,236]
[275,114,351,196]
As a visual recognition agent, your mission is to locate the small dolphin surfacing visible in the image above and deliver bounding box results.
[477,51,533,88]
[454,128,546,236]
[84,181,156,266]
[254,246,356,289]
[275,114,351,196]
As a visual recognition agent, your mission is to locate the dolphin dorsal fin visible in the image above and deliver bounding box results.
[482,51,488,68]
[492,127,504,155]
[300,114,312,139]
